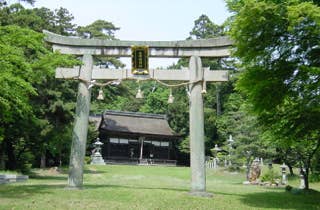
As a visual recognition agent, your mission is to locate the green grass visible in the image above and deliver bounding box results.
[0,165,319,210]
[0,170,21,175]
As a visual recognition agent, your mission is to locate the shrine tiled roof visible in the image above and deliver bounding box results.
[99,110,178,138]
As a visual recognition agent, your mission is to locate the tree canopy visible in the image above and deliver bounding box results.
[227,0,320,189]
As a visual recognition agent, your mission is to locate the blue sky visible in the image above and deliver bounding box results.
[27,0,231,68]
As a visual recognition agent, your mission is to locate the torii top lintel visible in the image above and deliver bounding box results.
[43,30,233,58]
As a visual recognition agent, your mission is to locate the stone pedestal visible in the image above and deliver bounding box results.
[280,163,287,185]
[0,174,29,184]
[282,173,287,185]
[213,158,218,169]
[91,152,105,165]
[299,174,305,189]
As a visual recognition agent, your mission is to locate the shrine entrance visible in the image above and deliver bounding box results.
[43,30,232,196]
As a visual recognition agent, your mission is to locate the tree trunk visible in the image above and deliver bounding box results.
[6,140,16,170]
[59,151,62,167]
[0,150,5,170]
[40,152,46,168]
[246,158,251,181]
[304,167,309,190]
[216,84,221,116]
[246,164,250,181]
[287,164,294,176]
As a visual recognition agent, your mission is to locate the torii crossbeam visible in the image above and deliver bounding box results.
[43,30,233,196]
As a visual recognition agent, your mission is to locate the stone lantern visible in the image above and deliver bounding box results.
[280,163,287,185]
[299,168,306,189]
[91,138,105,165]
[212,144,221,169]
[227,135,234,166]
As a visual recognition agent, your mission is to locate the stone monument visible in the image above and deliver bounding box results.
[249,158,261,183]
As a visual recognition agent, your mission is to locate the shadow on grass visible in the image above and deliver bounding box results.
[83,169,107,174]
[0,183,188,199]
[4,179,318,210]
[0,184,66,198]
[83,184,188,193]
[30,175,67,181]
[216,190,320,210]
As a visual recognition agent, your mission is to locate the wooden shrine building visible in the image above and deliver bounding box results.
[98,110,180,165]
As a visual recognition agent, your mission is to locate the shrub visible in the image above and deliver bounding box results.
[309,173,320,183]
[261,168,280,183]
[17,150,34,174]
[85,156,91,164]
[285,185,293,191]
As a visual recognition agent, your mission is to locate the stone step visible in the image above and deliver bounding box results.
[0,174,29,184]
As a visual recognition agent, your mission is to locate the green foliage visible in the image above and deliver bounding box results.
[216,90,274,168]
[91,80,144,113]
[0,2,80,170]
[139,86,169,114]
[167,86,189,135]
[0,25,40,124]
[84,156,91,164]
[0,3,76,34]
[189,14,225,39]
[54,7,76,35]
[0,23,79,171]
[76,20,124,71]
[229,0,320,137]
[228,0,320,189]
[76,19,119,39]
[285,185,293,191]
[178,15,235,157]
[261,168,280,184]
[310,173,320,183]
[178,137,190,154]
[0,0,35,5]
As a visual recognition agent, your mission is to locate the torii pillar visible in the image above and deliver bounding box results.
[189,56,208,196]
[68,54,93,188]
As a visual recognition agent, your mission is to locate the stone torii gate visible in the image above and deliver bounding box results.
[43,30,232,195]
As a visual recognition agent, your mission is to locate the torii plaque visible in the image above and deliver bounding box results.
[43,30,233,196]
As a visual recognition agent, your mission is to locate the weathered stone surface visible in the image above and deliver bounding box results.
[44,30,232,48]
[0,174,29,184]
[243,181,251,185]
[55,67,229,82]
[16,175,29,182]
[68,54,93,189]
[188,191,213,198]
[91,152,105,165]
[189,56,206,193]
[249,160,261,182]
[43,30,233,57]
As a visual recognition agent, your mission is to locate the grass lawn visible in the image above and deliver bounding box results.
[0,165,319,210]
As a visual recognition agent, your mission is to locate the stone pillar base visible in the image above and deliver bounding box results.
[189,191,213,198]
[65,186,83,190]
[91,152,106,165]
